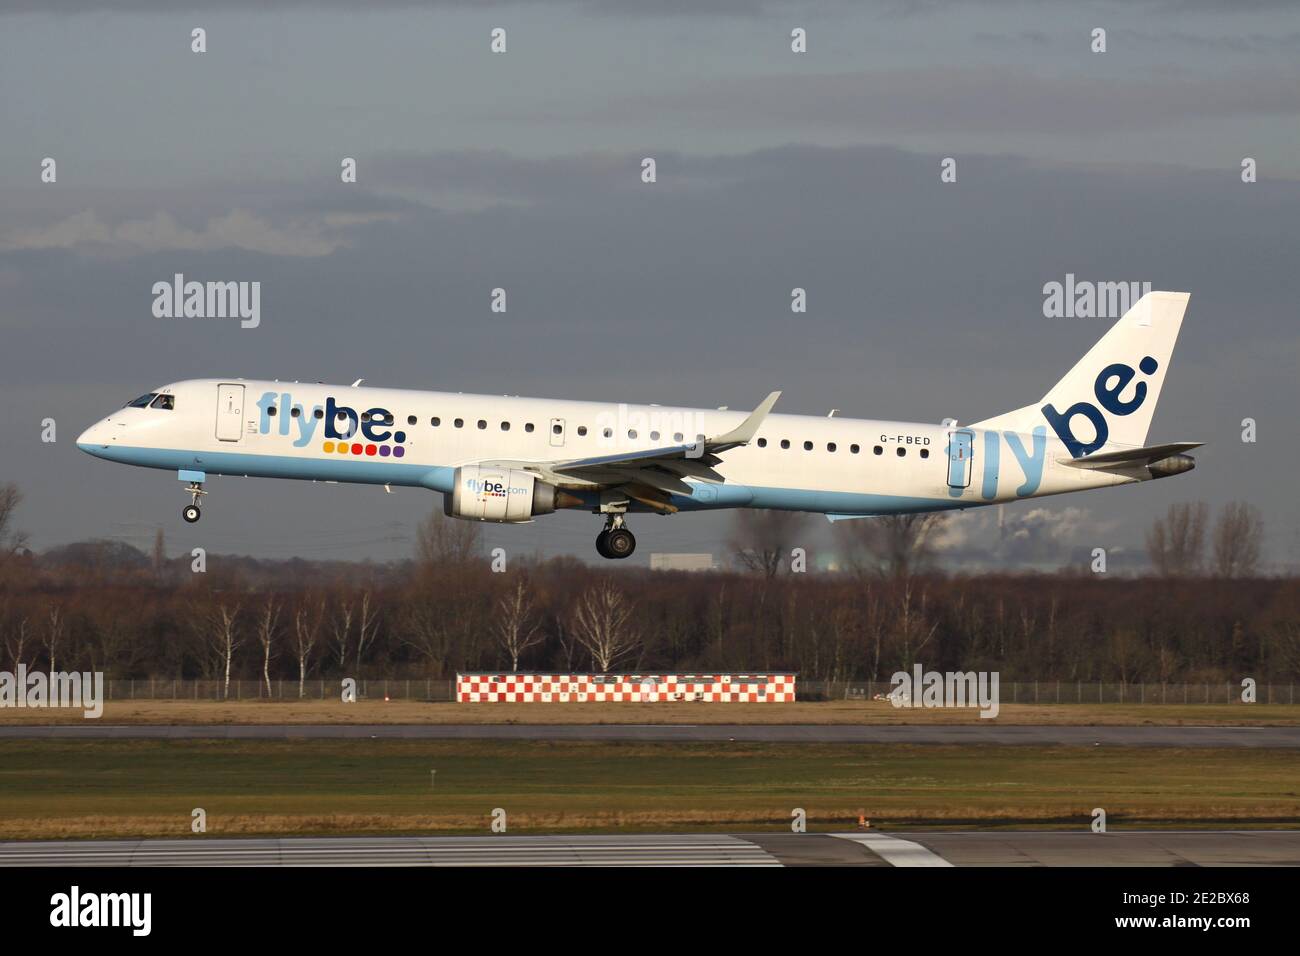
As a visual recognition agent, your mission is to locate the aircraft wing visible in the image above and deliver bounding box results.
[479,391,780,510]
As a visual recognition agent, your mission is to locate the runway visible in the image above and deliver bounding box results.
[1,831,1297,866]
[2,723,1297,747]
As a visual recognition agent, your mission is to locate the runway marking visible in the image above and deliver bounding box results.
[831,832,954,867]
[0,835,781,868]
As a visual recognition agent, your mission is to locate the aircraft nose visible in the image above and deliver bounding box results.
[77,420,111,452]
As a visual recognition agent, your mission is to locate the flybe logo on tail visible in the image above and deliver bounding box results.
[1041,356,1158,457]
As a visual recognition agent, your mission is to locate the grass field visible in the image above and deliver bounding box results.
[1,739,1297,840]
[0,698,1296,725]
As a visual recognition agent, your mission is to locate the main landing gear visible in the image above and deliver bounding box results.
[595,514,636,560]
[182,481,207,523]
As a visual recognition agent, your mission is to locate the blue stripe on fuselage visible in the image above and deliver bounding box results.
[78,444,966,517]
[78,443,457,492]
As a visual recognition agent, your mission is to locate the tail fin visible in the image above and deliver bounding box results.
[972,291,1190,457]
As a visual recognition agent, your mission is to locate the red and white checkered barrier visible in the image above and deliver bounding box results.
[456,673,796,703]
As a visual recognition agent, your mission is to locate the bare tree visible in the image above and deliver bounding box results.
[729,510,805,578]
[571,580,639,673]
[550,614,578,673]
[495,578,542,672]
[1212,501,1264,578]
[353,591,380,676]
[893,581,938,670]
[416,507,483,567]
[396,599,456,678]
[151,527,167,580]
[254,596,280,697]
[42,603,66,672]
[4,613,30,670]
[834,513,947,579]
[0,483,29,567]
[1146,501,1208,576]
[329,597,354,672]
[291,595,324,698]
[201,602,242,699]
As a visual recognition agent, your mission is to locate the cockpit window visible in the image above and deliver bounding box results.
[150,394,175,410]
[126,393,157,408]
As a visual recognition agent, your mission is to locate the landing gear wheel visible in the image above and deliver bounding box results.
[182,504,201,524]
[604,527,636,559]
[595,530,612,558]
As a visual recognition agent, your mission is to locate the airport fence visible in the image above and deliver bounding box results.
[92,678,1299,705]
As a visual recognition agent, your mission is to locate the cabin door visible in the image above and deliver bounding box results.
[215,384,246,442]
[946,429,974,489]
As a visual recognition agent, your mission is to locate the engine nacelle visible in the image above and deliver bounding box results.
[1148,454,1196,480]
[444,465,559,522]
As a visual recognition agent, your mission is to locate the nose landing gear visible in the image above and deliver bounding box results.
[182,481,207,523]
[595,514,636,559]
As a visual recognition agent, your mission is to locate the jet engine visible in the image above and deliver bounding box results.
[444,465,564,522]
[1147,454,1196,480]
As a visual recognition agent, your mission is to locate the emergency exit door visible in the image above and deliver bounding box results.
[947,429,974,489]
[215,384,246,442]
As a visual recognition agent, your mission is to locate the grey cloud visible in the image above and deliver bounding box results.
[0,208,401,257]
[606,67,1300,135]
[0,0,797,16]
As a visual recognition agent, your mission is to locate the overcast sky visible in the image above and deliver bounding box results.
[2,0,1297,569]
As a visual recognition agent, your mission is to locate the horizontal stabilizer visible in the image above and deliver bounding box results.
[1061,441,1203,469]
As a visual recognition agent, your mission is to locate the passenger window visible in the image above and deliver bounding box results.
[314,409,324,420]
[525,423,535,433]
[454,418,464,428]
[827,442,836,452]
[150,394,175,410]
[920,448,929,459]
[628,429,637,439]
[501,422,510,431]
[873,446,883,455]
[268,406,277,417]
[896,447,906,457]
[674,433,683,442]
[431,417,441,426]
[757,438,767,448]
[290,406,300,418]
[603,428,613,438]
[577,425,587,436]
[850,444,860,454]
[407,415,417,426]
[553,423,563,435]
[803,440,813,451]
[650,431,660,441]
[780,440,790,449]
[477,420,487,430]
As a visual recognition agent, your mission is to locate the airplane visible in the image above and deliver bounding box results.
[77,291,1200,560]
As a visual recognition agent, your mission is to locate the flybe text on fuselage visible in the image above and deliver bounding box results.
[253,391,408,455]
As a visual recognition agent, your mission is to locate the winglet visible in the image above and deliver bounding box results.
[710,390,781,448]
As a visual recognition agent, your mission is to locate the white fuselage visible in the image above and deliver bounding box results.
[77,378,1140,518]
